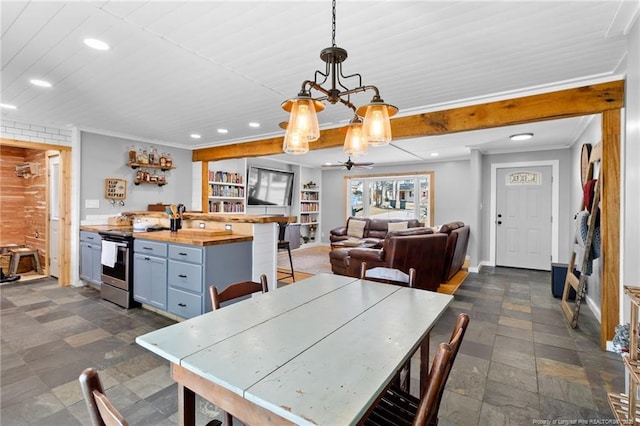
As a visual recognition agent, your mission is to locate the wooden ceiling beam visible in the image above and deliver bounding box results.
[192,80,624,162]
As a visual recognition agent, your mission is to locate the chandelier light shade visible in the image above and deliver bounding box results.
[281,0,396,154]
[357,98,398,146]
[281,95,324,142]
[282,130,310,155]
[343,116,368,157]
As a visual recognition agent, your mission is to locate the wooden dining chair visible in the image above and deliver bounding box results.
[208,274,268,425]
[364,313,469,426]
[209,274,269,310]
[360,261,416,287]
[79,368,129,426]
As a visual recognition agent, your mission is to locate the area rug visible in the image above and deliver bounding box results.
[278,245,332,276]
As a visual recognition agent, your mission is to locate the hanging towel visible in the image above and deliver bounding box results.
[101,241,118,268]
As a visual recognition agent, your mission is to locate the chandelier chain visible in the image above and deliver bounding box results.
[331,0,336,47]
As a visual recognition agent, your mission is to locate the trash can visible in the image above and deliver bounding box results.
[551,263,578,299]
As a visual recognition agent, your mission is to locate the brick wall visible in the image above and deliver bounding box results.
[1,120,72,146]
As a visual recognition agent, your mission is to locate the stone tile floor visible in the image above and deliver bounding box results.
[0,267,623,425]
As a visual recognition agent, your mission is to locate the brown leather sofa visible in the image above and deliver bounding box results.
[438,222,471,283]
[346,232,448,292]
[330,217,424,248]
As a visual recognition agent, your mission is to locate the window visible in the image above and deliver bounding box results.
[345,171,434,226]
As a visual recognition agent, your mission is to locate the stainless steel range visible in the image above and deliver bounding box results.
[98,229,139,309]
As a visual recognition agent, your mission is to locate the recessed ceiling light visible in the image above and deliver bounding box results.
[430,152,439,157]
[83,38,110,51]
[249,122,260,128]
[30,79,52,88]
[217,128,228,134]
[0,103,17,110]
[190,134,201,139]
[509,132,534,141]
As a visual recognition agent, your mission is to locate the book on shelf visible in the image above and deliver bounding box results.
[208,170,243,184]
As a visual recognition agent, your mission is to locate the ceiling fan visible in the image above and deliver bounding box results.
[322,156,374,171]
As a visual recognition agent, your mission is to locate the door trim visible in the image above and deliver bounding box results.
[489,160,559,267]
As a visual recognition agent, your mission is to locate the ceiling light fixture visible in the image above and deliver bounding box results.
[249,122,260,128]
[30,79,52,88]
[282,0,397,155]
[0,103,17,110]
[217,128,228,134]
[509,132,534,141]
[84,38,109,51]
[190,134,201,139]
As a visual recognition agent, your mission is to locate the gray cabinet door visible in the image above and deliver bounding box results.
[134,253,167,309]
[91,244,102,284]
[79,242,92,282]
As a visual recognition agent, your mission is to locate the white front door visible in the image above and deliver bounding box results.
[49,155,60,278]
[496,166,552,271]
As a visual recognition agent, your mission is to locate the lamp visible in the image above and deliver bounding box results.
[282,129,310,155]
[343,115,368,157]
[281,0,397,155]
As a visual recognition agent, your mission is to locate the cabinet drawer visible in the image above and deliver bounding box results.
[168,288,202,319]
[168,245,202,263]
[80,231,100,243]
[168,260,202,292]
[134,239,167,257]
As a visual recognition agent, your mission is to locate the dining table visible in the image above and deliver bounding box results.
[136,273,453,425]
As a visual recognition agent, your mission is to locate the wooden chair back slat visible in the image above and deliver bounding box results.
[210,274,268,310]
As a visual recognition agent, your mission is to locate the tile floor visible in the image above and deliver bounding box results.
[0,267,623,425]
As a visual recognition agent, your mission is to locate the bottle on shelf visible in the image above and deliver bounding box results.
[129,145,137,162]
[166,153,173,168]
[160,152,167,167]
[140,149,149,165]
[152,147,159,165]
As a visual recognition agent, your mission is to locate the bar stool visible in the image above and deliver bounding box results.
[277,222,295,282]
[9,247,43,275]
[0,243,24,254]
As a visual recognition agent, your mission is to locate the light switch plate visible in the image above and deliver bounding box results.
[225,224,232,231]
[85,199,100,209]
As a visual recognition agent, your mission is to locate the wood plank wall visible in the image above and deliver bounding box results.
[23,149,47,271]
[0,146,47,272]
[0,146,27,246]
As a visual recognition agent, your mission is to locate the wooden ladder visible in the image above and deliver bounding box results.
[561,143,601,328]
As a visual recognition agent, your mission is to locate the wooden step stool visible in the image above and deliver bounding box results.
[9,248,42,275]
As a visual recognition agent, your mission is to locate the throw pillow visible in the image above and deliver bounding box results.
[387,221,408,232]
[347,219,367,238]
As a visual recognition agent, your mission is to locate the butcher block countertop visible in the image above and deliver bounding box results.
[121,211,296,224]
[133,229,252,247]
[79,225,252,247]
[80,225,130,232]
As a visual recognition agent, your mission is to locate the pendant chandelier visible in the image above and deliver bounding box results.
[282,0,397,156]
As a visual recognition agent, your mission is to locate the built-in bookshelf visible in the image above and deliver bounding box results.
[299,188,320,224]
[297,166,321,245]
[207,168,245,214]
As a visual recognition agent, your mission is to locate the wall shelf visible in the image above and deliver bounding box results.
[128,162,174,171]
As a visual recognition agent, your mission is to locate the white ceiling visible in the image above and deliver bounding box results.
[1,1,638,168]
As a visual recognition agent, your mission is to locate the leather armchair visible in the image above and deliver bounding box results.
[347,233,448,291]
[439,222,470,282]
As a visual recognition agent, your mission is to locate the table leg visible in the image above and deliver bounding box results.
[178,383,196,426]
[419,332,430,397]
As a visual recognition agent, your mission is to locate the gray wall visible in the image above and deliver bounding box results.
[80,132,192,219]
[320,159,473,241]
[480,148,573,264]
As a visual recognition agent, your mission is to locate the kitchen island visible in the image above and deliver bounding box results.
[120,212,296,290]
[79,224,254,318]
